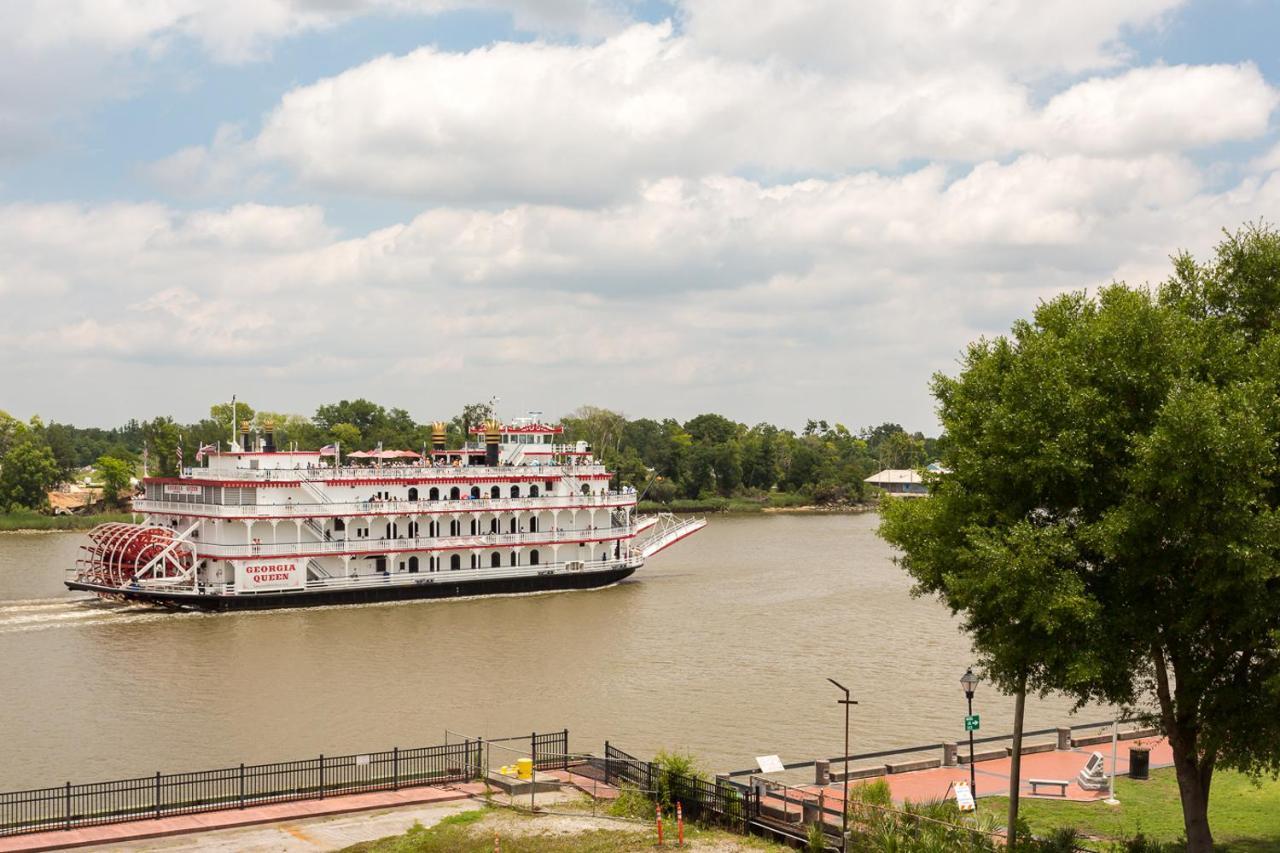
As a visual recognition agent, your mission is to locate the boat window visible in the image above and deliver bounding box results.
[510,552,518,566]
[450,519,461,536]
[470,486,481,499]
[529,517,538,532]
[429,487,439,501]
[511,485,521,498]
[408,488,418,501]
[450,486,461,500]
[529,485,539,498]
[509,517,517,534]
[530,549,539,565]
[470,518,478,534]
[450,554,461,570]
[491,552,501,567]
[490,485,500,498]
[581,484,591,495]
[408,556,419,573]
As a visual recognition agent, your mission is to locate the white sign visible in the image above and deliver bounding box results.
[954,782,975,812]
[163,484,203,496]
[755,755,785,774]
[356,755,370,766]
[235,562,304,593]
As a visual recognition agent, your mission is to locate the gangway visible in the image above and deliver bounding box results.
[635,514,706,558]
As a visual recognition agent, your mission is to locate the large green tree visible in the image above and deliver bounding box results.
[880,224,1280,851]
[0,438,62,510]
[95,456,134,508]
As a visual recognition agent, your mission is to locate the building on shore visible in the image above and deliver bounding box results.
[864,468,929,498]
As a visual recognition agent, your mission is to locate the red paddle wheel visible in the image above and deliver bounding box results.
[75,523,195,589]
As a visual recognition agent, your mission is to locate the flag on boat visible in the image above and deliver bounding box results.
[176,442,184,470]
[319,444,337,456]
[195,443,217,462]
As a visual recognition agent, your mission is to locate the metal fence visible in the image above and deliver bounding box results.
[602,743,750,833]
[0,734,522,838]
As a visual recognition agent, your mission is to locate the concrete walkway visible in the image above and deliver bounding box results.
[0,783,489,853]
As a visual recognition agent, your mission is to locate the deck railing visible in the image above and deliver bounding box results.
[133,491,635,519]
[177,463,608,482]
[190,524,636,559]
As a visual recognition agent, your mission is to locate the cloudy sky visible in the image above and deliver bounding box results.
[2,0,1278,433]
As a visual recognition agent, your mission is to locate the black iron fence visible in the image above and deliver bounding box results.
[0,733,550,838]
[532,729,570,771]
[602,743,750,833]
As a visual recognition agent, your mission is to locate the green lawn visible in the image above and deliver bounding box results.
[987,768,1280,851]
[0,510,134,531]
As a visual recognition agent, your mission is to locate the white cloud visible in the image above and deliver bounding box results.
[675,0,1185,76]
[5,156,1280,428]
[197,26,1273,205]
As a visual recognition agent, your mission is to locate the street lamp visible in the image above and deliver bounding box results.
[827,678,858,851]
[961,667,979,806]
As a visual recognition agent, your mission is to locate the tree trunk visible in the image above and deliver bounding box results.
[1152,644,1214,852]
[1007,675,1027,848]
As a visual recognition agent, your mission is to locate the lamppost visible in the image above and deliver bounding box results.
[961,667,979,805]
[827,678,858,851]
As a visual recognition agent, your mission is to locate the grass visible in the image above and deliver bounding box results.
[340,804,786,852]
[0,510,135,531]
[987,768,1280,851]
[637,491,861,514]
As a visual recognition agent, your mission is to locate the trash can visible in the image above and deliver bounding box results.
[1129,746,1150,780]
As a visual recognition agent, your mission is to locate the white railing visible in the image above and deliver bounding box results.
[192,524,637,559]
[133,492,635,519]
[180,463,607,482]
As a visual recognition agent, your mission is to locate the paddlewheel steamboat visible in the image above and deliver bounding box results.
[67,416,704,610]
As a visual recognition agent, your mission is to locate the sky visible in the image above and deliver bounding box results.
[1,0,1278,434]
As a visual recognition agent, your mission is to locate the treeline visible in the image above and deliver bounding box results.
[0,401,940,512]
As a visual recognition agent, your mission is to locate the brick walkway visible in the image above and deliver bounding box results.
[0,783,489,853]
[759,737,1174,826]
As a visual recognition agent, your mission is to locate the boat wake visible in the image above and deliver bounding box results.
[0,597,181,635]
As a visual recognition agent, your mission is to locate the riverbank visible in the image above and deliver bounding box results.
[638,495,873,514]
[0,511,133,532]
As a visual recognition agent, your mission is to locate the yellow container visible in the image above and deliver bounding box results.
[516,758,533,780]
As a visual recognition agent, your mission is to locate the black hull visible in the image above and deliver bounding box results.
[65,566,637,612]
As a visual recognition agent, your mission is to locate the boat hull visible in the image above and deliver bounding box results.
[65,565,637,612]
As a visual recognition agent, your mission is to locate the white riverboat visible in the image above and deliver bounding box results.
[67,416,705,610]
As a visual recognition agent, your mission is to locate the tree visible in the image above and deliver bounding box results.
[209,401,255,436]
[0,439,62,510]
[880,224,1280,852]
[95,456,134,508]
[449,400,497,446]
[142,417,182,477]
[563,406,628,459]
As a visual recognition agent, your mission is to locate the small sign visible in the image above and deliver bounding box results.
[954,782,975,812]
[755,755,785,774]
[964,714,980,732]
[163,484,203,497]
[356,755,370,766]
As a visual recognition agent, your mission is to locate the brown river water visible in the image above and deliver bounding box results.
[0,513,1094,791]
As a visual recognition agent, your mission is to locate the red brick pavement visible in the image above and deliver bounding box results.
[0,782,489,853]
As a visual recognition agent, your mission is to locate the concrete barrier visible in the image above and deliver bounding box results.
[1008,741,1057,756]
[1120,727,1159,741]
[942,743,957,766]
[830,765,886,782]
[1056,728,1071,750]
[815,760,830,785]
[886,758,941,774]
[959,748,1007,764]
[1071,733,1113,747]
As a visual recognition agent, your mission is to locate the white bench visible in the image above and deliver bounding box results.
[1028,778,1069,796]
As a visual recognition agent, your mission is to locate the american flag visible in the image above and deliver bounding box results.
[319,444,337,455]
[176,442,184,470]
[195,443,217,462]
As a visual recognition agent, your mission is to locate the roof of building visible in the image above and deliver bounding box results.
[864,469,923,485]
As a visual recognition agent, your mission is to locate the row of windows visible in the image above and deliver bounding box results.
[391,547,614,573]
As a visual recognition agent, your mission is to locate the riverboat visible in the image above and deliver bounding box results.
[66,416,705,611]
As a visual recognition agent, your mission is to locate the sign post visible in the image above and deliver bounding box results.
[964,715,980,732]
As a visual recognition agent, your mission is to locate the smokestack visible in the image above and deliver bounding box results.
[262,420,276,453]
[485,419,500,466]
[431,421,447,452]
[239,420,251,453]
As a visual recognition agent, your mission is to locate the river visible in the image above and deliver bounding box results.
[0,513,1093,791]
